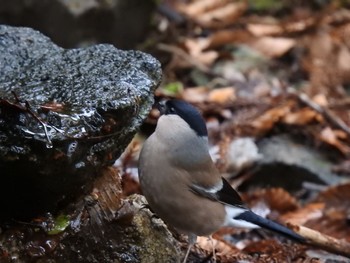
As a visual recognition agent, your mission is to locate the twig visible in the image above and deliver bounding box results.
[157,43,211,73]
[24,101,53,148]
[2,92,53,147]
[287,223,350,258]
[287,88,350,137]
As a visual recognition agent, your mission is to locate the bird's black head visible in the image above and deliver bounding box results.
[158,99,208,137]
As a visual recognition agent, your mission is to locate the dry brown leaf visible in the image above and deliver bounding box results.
[184,38,209,54]
[181,86,209,103]
[247,23,283,37]
[184,38,219,66]
[157,42,213,72]
[176,0,232,17]
[312,94,328,107]
[249,37,296,58]
[195,235,256,263]
[336,44,350,77]
[191,2,247,28]
[303,32,347,97]
[250,103,292,133]
[282,107,322,125]
[243,239,305,262]
[287,184,350,241]
[195,50,219,66]
[206,29,253,49]
[316,183,350,209]
[333,20,350,46]
[319,127,350,155]
[196,236,239,257]
[183,30,253,56]
[248,16,315,37]
[281,203,325,226]
[333,129,348,139]
[182,86,236,104]
[246,188,300,215]
[332,23,350,83]
[207,87,236,104]
[284,17,316,33]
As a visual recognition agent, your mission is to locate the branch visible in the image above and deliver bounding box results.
[287,223,350,258]
[287,88,350,137]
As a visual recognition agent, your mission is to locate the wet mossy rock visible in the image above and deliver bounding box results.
[0,25,162,220]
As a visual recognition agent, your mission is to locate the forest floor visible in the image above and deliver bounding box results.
[119,1,350,262]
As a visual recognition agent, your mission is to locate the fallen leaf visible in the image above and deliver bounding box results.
[246,188,300,215]
[184,37,210,54]
[157,43,211,72]
[303,32,348,97]
[247,23,283,37]
[243,239,304,262]
[316,183,350,210]
[206,29,253,49]
[181,86,209,103]
[190,2,247,28]
[281,203,325,226]
[249,37,296,58]
[250,103,292,133]
[319,127,350,154]
[285,184,350,241]
[282,107,322,125]
[184,38,219,66]
[176,0,232,17]
[207,87,236,104]
[196,236,239,257]
[284,17,315,33]
[312,94,328,107]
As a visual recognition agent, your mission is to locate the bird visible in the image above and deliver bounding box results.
[138,99,305,262]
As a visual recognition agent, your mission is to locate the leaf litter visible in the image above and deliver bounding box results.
[117,0,350,262]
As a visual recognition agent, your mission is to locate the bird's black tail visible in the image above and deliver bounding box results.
[235,210,306,243]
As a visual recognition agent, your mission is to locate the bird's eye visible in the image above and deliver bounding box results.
[166,107,176,114]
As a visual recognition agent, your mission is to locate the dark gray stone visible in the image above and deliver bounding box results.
[237,135,343,193]
[0,24,161,219]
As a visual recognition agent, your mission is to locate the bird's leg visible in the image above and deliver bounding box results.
[183,234,197,263]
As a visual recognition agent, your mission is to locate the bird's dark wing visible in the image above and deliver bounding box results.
[190,177,246,208]
[190,177,306,243]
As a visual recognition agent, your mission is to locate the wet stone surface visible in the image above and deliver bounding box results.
[0,24,162,220]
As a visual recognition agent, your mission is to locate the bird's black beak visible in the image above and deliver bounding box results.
[156,100,166,115]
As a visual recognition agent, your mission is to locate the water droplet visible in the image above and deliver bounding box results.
[46,142,53,149]
[75,161,85,169]
[67,141,78,157]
